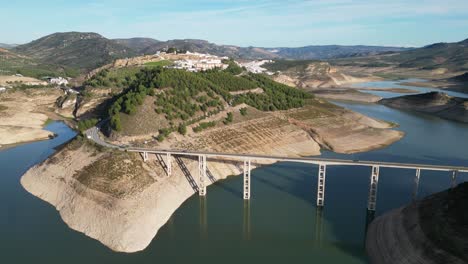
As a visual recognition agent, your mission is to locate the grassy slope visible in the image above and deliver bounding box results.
[0,48,72,78]
[14,32,136,72]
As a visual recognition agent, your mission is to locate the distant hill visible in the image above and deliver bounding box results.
[265,45,411,60]
[113,38,161,53]
[138,39,279,59]
[387,38,468,71]
[332,38,468,72]
[0,48,72,78]
[14,32,136,71]
[114,38,407,60]
[0,43,18,49]
[450,72,468,82]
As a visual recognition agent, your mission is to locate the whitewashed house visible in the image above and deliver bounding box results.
[48,77,69,86]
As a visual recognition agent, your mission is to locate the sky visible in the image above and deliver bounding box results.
[2,0,468,47]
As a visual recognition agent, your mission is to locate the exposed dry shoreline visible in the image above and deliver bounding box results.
[0,89,62,148]
[20,99,404,253]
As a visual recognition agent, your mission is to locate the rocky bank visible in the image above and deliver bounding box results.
[20,99,403,253]
[366,182,468,264]
[380,92,468,123]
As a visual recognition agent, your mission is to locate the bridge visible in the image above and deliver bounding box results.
[86,127,468,211]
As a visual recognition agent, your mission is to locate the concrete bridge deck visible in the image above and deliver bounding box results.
[85,127,468,211]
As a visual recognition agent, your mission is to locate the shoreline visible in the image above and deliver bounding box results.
[19,108,403,252]
[366,183,468,264]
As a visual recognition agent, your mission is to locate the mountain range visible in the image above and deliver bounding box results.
[332,38,468,72]
[2,32,467,77]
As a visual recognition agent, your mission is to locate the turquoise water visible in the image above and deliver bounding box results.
[1,81,468,263]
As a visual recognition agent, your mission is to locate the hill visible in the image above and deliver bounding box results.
[113,38,161,53]
[379,92,468,123]
[332,38,468,73]
[265,45,410,60]
[0,48,72,78]
[0,43,17,49]
[367,182,468,264]
[14,32,136,72]
[106,66,311,136]
[263,60,364,88]
[450,72,468,82]
[115,37,407,60]
[139,39,278,59]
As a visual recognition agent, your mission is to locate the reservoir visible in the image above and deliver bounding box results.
[1,80,468,263]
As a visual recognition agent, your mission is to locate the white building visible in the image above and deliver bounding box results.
[0,87,6,93]
[240,60,274,75]
[48,77,69,86]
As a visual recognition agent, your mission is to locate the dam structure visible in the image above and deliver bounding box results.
[86,127,468,211]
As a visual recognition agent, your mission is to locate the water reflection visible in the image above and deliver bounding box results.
[199,196,207,240]
[243,200,251,240]
[362,210,375,250]
[314,207,324,247]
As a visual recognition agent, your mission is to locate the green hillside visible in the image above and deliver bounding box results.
[0,48,74,78]
[105,66,311,139]
[14,32,136,72]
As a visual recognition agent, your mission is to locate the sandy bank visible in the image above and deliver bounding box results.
[314,89,382,103]
[0,89,62,147]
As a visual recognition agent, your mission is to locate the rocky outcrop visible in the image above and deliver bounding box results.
[380,92,468,123]
[366,183,468,264]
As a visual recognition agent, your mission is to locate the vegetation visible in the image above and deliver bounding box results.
[13,32,136,71]
[144,60,173,67]
[223,112,233,124]
[239,107,247,116]
[233,73,312,111]
[105,66,313,140]
[193,121,216,133]
[77,118,98,133]
[201,70,257,91]
[84,67,140,88]
[223,59,243,75]
[177,123,187,135]
[0,49,78,78]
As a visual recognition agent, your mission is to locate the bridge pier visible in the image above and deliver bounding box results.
[142,151,148,162]
[412,168,421,200]
[166,153,172,176]
[316,164,326,207]
[367,166,380,211]
[451,170,458,188]
[243,159,251,200]
[198,155,207,196]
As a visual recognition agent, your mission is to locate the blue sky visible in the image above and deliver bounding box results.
[2,0,468,47]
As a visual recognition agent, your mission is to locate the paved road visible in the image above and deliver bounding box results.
[85,126,468,173]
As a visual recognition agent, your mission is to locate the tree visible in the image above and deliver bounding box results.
[240,107,247,116]
[223,112,233,124]
[178,123,187,135]
[167,47,177,54]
